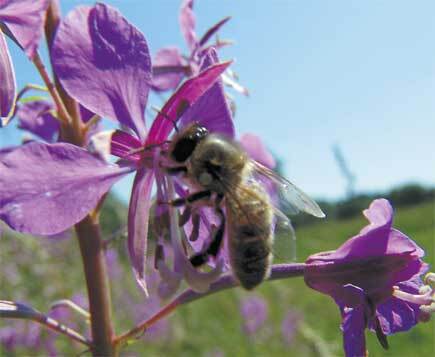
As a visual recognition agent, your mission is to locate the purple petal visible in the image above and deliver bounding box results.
[178,48,234,137]
[167,177,223,293]
[374,297,417,335]
[360,198,393,235]
[240,133,276,168]
[309,201,417,262]
[110,130,142,163]
[179,0,197,51]
[198,16,231,48]
[374,279,423,334]
[52,4,151,141]
[147,59,232,144]
[151,47,185,92]
[0,142,131,234]
[16,100,59,142]
[341,305,367,357]
[0,0,49,58]
[79,104,94,123]
[128,169,154,295]
[0,31,16,119]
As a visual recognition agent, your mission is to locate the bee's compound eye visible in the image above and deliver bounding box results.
[171,138,196,162]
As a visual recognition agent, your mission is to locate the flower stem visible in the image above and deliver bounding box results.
[44,0,83,142]
[115,263,306,346]
[32,52,70,125]
[75,215,117,356]
[34,314,91,347]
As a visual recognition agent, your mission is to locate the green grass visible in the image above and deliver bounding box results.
[1,201,434,356]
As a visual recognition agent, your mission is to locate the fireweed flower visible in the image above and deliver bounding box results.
[304,199,432,357]
[49,3,232,294]
[281,310,302,345]
[0,0,49,125]
[152,0,245,95]
[0,3,230,296]
[239,295,268,335]
[14,100,60,142]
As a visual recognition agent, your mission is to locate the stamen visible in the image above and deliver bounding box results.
[393,286,434,306]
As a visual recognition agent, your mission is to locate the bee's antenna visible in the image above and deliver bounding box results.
[151,106,179,133]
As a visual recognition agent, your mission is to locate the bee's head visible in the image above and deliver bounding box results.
[170,123,209,163]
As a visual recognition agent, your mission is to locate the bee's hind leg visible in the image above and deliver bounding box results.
[161,190,212,207]
[190,197,225,267]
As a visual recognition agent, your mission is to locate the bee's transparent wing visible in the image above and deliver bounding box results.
[272,206,297,261]
[250,161,326,218]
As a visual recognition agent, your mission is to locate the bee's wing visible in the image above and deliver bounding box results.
[250,161,326,218]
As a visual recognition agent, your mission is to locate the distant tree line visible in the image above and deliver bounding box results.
[291,183,434,227]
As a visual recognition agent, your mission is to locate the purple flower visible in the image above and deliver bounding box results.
[15,100,60,142]
[49,3,232,294]
[151,0,236,93]
[0,2,231,295]
[239,296,268,335]
[304,199,431,357]
[281,310,302,345]
[0,0,49,58]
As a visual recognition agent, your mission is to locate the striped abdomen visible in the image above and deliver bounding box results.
[226,184,274,290]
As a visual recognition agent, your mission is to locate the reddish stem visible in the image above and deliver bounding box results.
[44,0,84,145]
[115,263,306,346]
[75,216,117,356]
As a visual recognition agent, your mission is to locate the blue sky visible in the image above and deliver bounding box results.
[1,0,434,202]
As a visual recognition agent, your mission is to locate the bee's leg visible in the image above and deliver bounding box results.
[178,205,192,227]
[188,212,201,241]
[165,166,188,175]
[190,196,225,267]
[164,190,212,207]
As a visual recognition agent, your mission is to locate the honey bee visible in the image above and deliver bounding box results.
[164,123,325,290]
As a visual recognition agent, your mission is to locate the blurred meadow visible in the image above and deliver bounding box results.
[1,193,433,356]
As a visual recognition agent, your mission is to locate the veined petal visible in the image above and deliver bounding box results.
[179,0,197,51]
[0,0,49,58]
[147,60,232,144]
[128,169,154,295]
[179,48,235,137]
[0,142,132,234]
[16,100,59,142]
[52,4,151,141]
[0,30,16,120]
[151,47,185,92]
[110,130,142,163]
